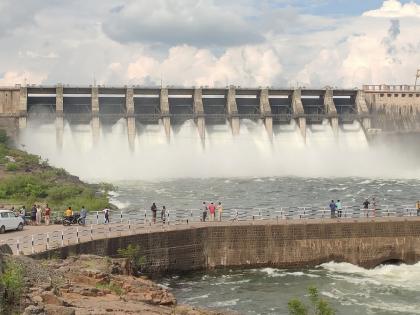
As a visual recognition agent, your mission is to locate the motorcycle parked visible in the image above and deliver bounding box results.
[62,213,84,226]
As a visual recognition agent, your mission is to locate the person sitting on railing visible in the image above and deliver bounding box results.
[416,201,420,216]
[64,207,73,220]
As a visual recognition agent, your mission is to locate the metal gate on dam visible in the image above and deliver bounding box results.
[0,83,419,147]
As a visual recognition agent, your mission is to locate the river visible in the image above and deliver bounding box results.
[110,177,420,315]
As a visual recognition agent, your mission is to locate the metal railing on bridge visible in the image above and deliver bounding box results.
[1,205,419,255]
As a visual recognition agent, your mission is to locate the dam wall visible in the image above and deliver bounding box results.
[364,84,420,132]
[0,85,371,145]
[33,220,420,273]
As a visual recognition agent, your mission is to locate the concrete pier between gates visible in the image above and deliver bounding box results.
[227,86,240,135]
[292,88,306,142]
[193,88,205,143]
[160,88,171,140]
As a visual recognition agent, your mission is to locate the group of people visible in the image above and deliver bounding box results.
[329,200,343,218]
[150,203,166,223]
[202,201,223,222]
[149,202,224,223]
[16,204,52,225]
[329,197,378,218]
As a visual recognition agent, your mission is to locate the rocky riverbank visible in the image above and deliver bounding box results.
[6,254,234,315]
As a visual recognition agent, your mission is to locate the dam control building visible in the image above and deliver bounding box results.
[0,84,418,147]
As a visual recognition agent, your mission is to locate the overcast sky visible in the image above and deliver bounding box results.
[0,0,420,88]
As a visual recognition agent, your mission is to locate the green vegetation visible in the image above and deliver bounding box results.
[288,286,335,315]
[0,130,113,212]
[117,244,146,275]
[96,281,123,296]
[0,259,25,313]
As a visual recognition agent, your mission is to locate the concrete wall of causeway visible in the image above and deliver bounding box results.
[32,220,420,273]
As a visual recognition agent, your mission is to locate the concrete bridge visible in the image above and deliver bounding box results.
[0,85,373,147]
[1,209,420,272]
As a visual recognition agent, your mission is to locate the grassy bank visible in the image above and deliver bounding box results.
[0,130,113,212]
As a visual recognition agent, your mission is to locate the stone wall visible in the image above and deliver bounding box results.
[33,220,420,273]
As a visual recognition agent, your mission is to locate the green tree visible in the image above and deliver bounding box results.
[288,286,335,315]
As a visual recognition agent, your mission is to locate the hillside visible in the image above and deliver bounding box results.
[0,130,112,212]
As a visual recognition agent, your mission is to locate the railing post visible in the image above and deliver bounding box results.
[76,227,79,244]
[96,211,99,225]
[16,238,20,255]
[108,225,111,238]
[46,233,49,250]
[90,224,93,240]
[31,235,34,254]
[61,230,64,247]
[120,210,123,223]
[128,220,131,234]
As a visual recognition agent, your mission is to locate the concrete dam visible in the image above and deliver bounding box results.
[0,84,380,147]
[1,83,419,147]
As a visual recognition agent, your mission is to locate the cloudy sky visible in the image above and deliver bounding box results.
[1,0,420,88]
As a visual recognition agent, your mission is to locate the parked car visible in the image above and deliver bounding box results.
[0,210,24,233]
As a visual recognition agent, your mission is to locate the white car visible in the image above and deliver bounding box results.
[0,210,24,233]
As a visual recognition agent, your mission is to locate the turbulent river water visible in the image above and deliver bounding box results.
[18,119,420,314]
[109,177,420,315]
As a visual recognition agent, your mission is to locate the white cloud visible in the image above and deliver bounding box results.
[102,0,263,47]
[0,0,419,89]
[0,71,47,85]
[363,0,420,18]
[127,45,283,87]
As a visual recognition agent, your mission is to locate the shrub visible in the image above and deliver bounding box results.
[0,130,8,144]
[117,244,146,275]
[5,163,17,171]
[0,260,24,310]
[288,286,335,315]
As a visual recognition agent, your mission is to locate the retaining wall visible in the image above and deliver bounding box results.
[31,220,420,272]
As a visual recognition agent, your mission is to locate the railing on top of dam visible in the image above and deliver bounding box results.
[363,85,420,92]
[1,205,420,256]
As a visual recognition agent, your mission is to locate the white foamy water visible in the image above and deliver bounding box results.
[166,262,420,315]
[321,261,420,291]
[17,118,420,180]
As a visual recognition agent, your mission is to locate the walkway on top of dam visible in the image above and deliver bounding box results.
[1,209,420,256]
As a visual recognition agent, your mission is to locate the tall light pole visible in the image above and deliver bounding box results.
[415,69,420,89]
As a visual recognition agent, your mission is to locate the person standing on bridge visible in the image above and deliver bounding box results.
[416,201,420,216]
[217,202,223,221]
[202,202,208,222]
[103,207,110,224]
[44,204,51,225]
[151,203,157,224]
[161,205,166,223]
[208,202,216,221]
[36,205,42,225]
[80,206,87,225]
[336,200,343,218]
[329,200,336,218]
[31,205,37,225]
